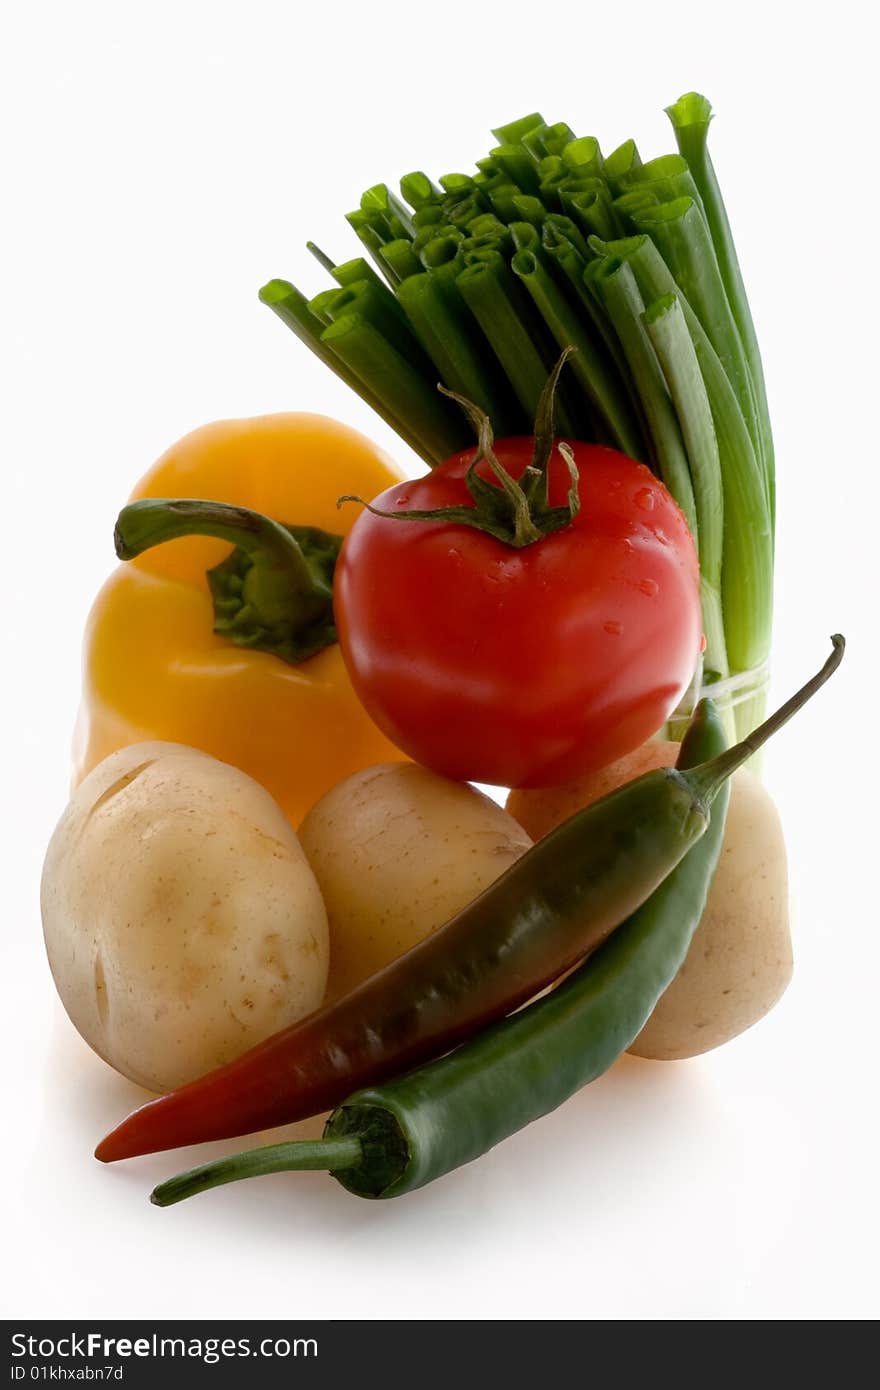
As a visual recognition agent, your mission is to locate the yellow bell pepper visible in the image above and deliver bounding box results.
[74,412,406,826]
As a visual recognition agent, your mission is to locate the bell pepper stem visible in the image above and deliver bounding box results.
[115,498,330,604]
[115,499,344,665]
[684,634,844,807]
[150,1136,363,1208]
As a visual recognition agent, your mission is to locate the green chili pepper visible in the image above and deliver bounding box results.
[149,638,843,1205]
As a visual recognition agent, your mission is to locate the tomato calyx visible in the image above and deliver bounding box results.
[338,348,582,549]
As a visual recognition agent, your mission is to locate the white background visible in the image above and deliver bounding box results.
[2,0,877,1322]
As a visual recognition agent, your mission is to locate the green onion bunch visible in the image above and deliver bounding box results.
[261,94,774,738]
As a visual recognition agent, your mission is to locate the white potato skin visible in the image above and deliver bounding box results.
[299,762,532,1002]
[630,770,792,1060]
[41,742,328,1092]
[506,740,679,840]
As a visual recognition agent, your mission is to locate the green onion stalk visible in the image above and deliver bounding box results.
[260,94,774,741]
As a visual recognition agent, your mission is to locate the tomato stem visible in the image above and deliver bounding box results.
[337,349,582,550]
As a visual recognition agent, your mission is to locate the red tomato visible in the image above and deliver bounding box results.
[335,439,702,788]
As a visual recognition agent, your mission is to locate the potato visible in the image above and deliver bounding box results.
[41,742,328,1092]
[299,762,532,1001]
[630,770,791,1060]
[506,739,679,840]
[507,747,792,1060]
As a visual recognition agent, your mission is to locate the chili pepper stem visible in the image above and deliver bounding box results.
[684,635,844,807]
[150,1136,363,1208]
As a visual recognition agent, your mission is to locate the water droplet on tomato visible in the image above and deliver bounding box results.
[604,621,623,636]
[700,633,707,653]
[639,578,659,597]
[634,487,655,510]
